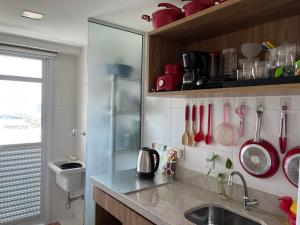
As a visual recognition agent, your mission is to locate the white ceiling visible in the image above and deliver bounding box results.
[0,0,184,46]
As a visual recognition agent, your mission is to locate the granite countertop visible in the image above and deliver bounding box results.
[91,169,172,194]
[91,172,283,225]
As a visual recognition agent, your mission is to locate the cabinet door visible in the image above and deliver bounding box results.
[122,206,155,225]
[94,187,155,225]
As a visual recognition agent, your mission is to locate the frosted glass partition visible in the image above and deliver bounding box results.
[85,20,143,225]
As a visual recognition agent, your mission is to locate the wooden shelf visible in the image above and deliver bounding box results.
[146,83,300,98]
[149,0,300,43]
[146,0,300,97]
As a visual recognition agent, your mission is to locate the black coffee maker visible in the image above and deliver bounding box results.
[182,51,210,90]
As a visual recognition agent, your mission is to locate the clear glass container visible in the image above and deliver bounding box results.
[222,48,237,79]
[242,62,254,80]
[217,174,229,200]
[253,61,267,79]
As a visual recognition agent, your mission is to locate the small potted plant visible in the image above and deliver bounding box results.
[217,158,232,200]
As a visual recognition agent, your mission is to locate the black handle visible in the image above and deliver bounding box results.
[150,149,160,173]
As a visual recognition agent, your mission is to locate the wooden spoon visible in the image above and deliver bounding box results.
[190,105,197,146]
[182,105,190,146]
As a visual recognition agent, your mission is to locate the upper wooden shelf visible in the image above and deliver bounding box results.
[147,83,300,98]
[148,0,300,43]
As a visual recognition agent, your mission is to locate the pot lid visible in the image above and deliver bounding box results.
[241,144,272,175]
[284,149,300,187]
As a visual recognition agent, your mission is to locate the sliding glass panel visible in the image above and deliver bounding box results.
[0,55,42,78]
[85,20,143,225]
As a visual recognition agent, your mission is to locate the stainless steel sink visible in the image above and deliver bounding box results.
[184,205,261,225]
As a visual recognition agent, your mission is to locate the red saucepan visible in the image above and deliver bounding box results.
[182,0,214,16]
[283,147,300,187]
[240,105,280,178]
[142,3,183,29]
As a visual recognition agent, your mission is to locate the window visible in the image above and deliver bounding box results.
[0,54,42,78]
[0,80,41,145]
[0,53,43,224]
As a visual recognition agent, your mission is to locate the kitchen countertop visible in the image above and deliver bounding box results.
[91,169,172,194]
[91,172,282,225]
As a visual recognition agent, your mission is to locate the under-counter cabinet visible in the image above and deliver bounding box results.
[93,187,155,225]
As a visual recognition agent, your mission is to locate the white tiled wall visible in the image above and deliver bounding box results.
[51,53,85,224]
[143,95,300,199]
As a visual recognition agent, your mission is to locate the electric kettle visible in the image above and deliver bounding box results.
[137,147,160,178]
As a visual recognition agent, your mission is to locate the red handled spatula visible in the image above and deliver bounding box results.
[194,104,204,143]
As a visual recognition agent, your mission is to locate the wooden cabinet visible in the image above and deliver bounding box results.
[93,187,155,225]
[146,0,300,97]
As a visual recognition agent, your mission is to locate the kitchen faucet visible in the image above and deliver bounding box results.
[228,171,259,210]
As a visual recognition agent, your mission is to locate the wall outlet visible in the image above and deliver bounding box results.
[175,147,185,161]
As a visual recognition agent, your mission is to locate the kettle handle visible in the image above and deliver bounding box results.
[150,149,160,173]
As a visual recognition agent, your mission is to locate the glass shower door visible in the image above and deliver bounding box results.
[85,19,143,225]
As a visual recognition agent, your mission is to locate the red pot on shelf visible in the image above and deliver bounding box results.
[142,3,183,29]
[183,0,214,16]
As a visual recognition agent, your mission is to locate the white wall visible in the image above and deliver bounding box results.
[50,53,83,222]
[143,95,299,199]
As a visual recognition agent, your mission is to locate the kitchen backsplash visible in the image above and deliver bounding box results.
[143,95,300,199]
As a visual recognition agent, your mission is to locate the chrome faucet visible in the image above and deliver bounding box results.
[228,171,259,210]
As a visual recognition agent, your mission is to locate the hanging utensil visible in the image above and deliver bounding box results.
[190,105,197,146]
[182,105,190,146]
[235,104,246,137]
[279,105,287,154]
[283,147,300,187]
[205,103,213,145]
[214,103,235,146]
[240,104,280,178]
[194,104,204,143]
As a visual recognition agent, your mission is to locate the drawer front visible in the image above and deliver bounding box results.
[93,187,155,225]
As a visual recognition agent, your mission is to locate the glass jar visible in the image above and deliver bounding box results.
[266,48,277,78]
[253,61,267,79]
[222,48,237,79]
[209,51,221,78]
[217,173,229,200]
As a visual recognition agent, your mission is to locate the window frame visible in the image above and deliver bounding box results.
[0,50,54,225]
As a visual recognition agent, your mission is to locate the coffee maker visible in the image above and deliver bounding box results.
[182,51,209,90]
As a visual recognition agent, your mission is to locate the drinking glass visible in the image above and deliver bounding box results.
[253,61,267,79]
[243,62,254,79]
